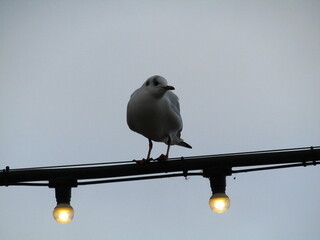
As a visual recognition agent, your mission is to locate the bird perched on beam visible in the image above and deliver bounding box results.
[127,75,192,163]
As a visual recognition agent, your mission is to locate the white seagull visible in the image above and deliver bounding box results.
[127,75,192,163]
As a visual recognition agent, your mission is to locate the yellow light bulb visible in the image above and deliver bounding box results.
[53,203,74,224]
[209,193,230,213]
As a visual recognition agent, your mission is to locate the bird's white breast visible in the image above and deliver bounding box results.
[127,89,181,143]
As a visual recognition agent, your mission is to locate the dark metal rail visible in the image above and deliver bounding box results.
[1,146,319,187]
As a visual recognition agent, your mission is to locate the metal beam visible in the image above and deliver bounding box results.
[1,146,319,187]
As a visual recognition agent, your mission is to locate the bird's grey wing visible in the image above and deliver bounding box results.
[127,88,142,130]
[166,91,191,148]
[130,87,141,98]
[166,91,181,116]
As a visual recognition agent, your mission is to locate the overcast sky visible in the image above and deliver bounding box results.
[1,1,320,240]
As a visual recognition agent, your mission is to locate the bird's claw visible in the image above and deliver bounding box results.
[133,155,167,164]
[155,154,168,162]
[133,158,153,164]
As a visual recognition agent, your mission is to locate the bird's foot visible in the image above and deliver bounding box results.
[134,158,153,164]
[155,154,168,162]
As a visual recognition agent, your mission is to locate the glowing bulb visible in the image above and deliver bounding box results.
[209,193,230,213]
[53,203,74,224]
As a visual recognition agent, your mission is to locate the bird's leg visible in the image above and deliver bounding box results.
[147,138,153,160]
[156,137,171,162]
[165,141,171,158]
[134,138,153,164]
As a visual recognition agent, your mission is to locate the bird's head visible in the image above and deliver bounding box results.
[143,75,175,97]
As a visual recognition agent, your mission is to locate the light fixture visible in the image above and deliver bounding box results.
[53,203,74,224]
[208,174,230,213]
[209,192,230,213]
[204,168,231,214]
[49,178,77,224]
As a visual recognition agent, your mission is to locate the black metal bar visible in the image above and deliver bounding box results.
[0,146,319,186]
[77,172,203,186]
[232,161,320,174]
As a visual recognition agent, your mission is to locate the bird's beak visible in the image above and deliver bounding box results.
[163,85,175,91]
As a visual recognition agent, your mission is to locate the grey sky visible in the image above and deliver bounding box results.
[1,1,320,239]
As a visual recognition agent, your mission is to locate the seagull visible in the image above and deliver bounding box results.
[127,75,192,163]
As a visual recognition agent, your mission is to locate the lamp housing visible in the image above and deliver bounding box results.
[203,168,231,214]
[49,178,77,224]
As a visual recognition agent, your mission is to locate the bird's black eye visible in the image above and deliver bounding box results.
[153,80,159,86]
[146,80,150,86]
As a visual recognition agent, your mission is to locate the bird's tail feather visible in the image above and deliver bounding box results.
[177,141,192,149]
